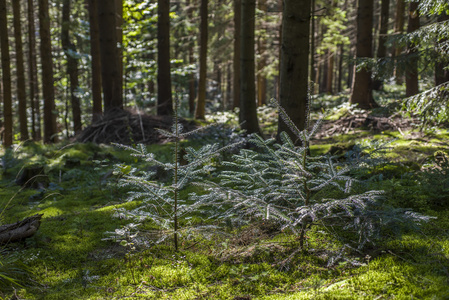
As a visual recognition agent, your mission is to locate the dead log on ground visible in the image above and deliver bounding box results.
[0,214,43,245]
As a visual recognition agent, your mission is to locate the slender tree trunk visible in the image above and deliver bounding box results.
[240,0,260,135]
[116,0,123,103]
[393,0,405,84]
[186,0,195,114]
[435,13,449,85]
[12,0,29,141]
[350,0,378,109]
[86,0,102,122]
[326,51,334,94]
[39,0,58,143]
[337,44,344,92]
[373,0,390,90]
[98,0,123,113]
[310,0,316,93]
[157,0,173,115]
[0,0,12,147]
[195,0,208,119]
[62,0,82,135]
[225,62,232,110]
[233,0,241,109]
[405,1,420,97]
[257,0,267,106]
[278,0,311,141]
[27,0,41,140]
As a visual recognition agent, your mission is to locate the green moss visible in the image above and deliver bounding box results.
[0,126,448,299]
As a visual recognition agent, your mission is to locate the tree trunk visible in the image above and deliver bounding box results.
[337,44,344,92]
[195,0,208,119]
[310,0,316,93]
[62,0,82,135]
[257,0,267,106]
[0,0,12,147]
[225,62,232,110]
[12,0,29,141]
[39,0,58,143]
[157,0,173,115]
[240,0,260,135]
[98,0,123,113]
[278,0,311,141]
[393,0,405,84]
[326,51,334,94]
[350,0,378,109]
[186,0,195,115]
[373,0,390,90]
[115,0,123,103]
[405,1,420,97]
[87,0,103,122]
[435,12,449,85]
[233,0,241,109]
[28,0,41,140]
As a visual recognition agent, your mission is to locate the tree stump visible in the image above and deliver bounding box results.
[0,214,43,245]
[15,165,47,189]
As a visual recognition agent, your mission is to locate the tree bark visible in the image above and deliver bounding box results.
[195,0,208,119]
[28,0,41,140]
[98,0,123,113]
[0,214,43,245]
[373,0,390,90]
[350,0,378,109]
[157,0,173,115]
[62,0,82,135]
[257,0,267,106]
[0,0,13,147]
[240,0,260,135]
[115,0,123,103]
[233,0,241,109]
[87,0,103,122]
[186,0,195,115]
[405,1,420,97]
[39,0,58,143]
[278,0,311,141]
[12,0,29,141]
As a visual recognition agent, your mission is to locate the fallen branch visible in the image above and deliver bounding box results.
[0,214,43,245]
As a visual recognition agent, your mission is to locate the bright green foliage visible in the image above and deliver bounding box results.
[403,82,449,126]
[318,7,350,54]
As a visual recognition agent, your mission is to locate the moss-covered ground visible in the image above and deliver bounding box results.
[1,97,449,299]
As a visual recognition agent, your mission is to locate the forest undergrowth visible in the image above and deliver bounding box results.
[1,93,449,299]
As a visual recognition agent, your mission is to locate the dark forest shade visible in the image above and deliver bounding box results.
[0,0,13,147]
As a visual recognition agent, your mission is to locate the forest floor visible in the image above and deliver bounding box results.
[1,91,449,299]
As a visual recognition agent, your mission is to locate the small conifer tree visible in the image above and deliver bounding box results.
[110,101,242,251]
[194,100,432,250]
